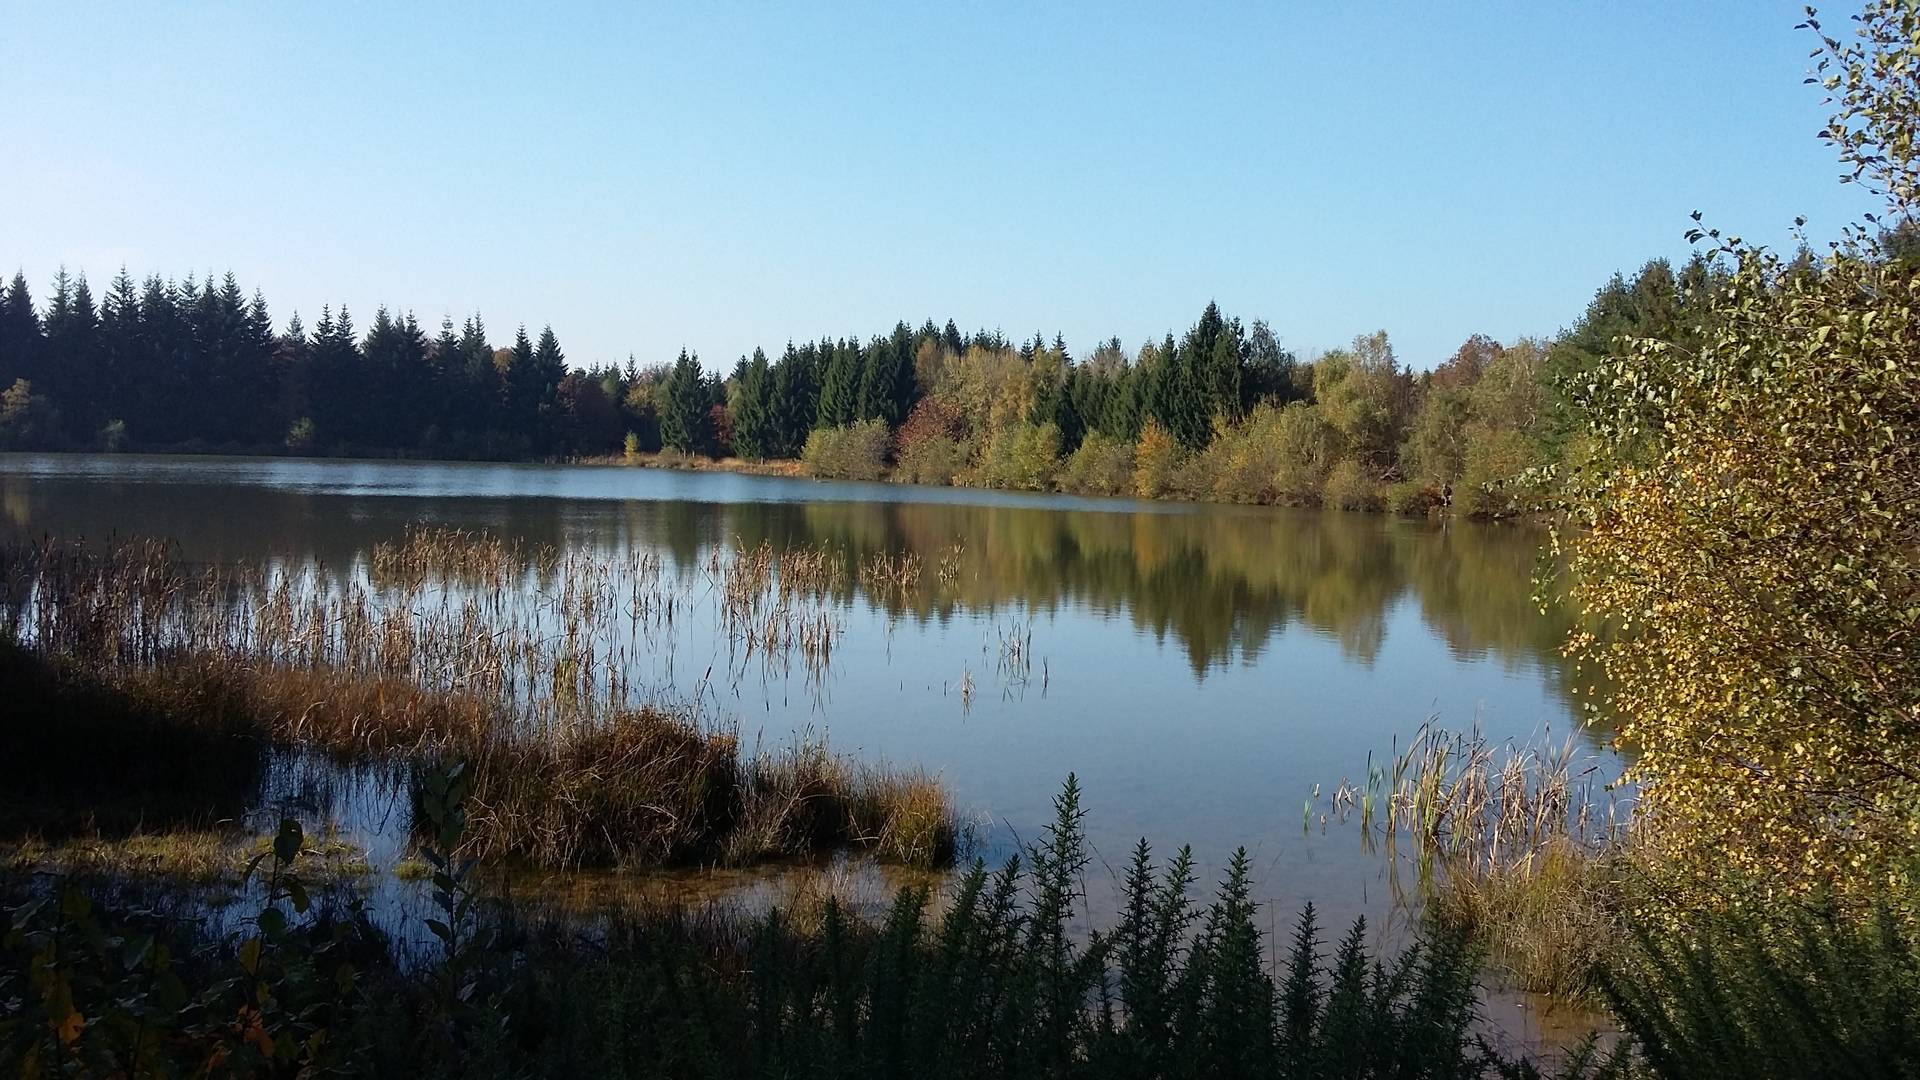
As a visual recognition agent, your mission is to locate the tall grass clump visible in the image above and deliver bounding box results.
[1319,725,1629,999]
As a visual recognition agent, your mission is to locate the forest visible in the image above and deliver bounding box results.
[0,254,1725,515]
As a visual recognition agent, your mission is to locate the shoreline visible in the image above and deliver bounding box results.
[5,444,1545,523]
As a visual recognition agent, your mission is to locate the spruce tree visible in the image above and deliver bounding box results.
[136,275,186,443]
[857,321,916,427]
[43,270,101,441]
[816,336,860,428]
[502,325,538,448]
[530,326,567,453]
[775,342,818,454]
[732,347,776,460]
[1149,330,1208,450]
[308,304,361,450]
[425,317,461,446]
[0,272,41,391]
[660,348,709,454]
[99,269,140,435]
[459,315,497,439]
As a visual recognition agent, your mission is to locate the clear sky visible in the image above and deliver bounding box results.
[0,2,1874,372]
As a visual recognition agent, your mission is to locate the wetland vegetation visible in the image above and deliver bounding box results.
[5,2,1920,1076]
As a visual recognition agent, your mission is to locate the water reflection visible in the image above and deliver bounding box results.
[0,456,1568,687]
[1,453,1599,939]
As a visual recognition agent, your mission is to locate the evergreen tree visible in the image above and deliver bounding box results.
[1148,329,1208,450]
[0,271,41,391]
[772,342,816,455]
[857,321,916,427]
[530,325,567,453]
[458,315,498,441]
[731,347,776,459]
[135,275,187,443]
[308,305,361,450]
[423,316,461,448]
[361,306,405,444]
[502,325,539,450]
[98,269,140,437]
[1028,339,1084,452]
[816,336,861,428]
[1182,300,1245,427]
[1244,319,1296,407]
[277,311,312,437]
[43,270,102,441]
[660,348,709,454]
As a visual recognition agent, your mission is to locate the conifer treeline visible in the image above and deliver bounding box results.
[0,260,1709,512]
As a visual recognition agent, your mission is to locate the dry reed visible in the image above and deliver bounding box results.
[1316,722,1634,999]
[0,531,958,872]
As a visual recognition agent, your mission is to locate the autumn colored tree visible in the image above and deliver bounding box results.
[1558,0,1920,908]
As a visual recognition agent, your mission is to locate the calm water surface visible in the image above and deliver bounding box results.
[1,453,1602,938]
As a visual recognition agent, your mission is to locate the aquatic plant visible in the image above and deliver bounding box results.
[0,531,958,872]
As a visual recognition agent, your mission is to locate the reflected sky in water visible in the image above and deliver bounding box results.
[1,453,1604,933]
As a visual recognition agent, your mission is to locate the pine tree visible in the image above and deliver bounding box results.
[99,269,140,436]
[816,337,861,428]
[530,326,567,454]
[459,315,497,440]
[660,348,709,454]
[0,272,41,391]
[308,304,361,450]
[501,324,539,449]
[43,270,101,441]
[857,321,916,427]
[1148,330,1208,450]
[732,347,776,460]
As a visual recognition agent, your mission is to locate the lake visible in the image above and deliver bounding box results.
[0,453,1603,938]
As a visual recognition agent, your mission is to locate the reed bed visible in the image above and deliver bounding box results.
[0,531,958,871]
[1316,723,1634,998]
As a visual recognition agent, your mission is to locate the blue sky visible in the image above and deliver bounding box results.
[0,2,1874,371]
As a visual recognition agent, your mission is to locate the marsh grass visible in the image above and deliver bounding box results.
[0,531,958,872]
[1,823,372,885]
[1318,723,1632,1000]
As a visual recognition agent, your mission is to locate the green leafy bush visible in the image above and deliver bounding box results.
[973,422,1060,491]
[1386,480,1441,516]
[1131,422,1184,499]
[1322,458,1380,511]
[802,420,892,481]
[894,434,971,486]
[1057,432,1134,496]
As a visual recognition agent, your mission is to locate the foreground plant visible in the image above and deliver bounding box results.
[1553,0,1920,909]
[3,775,1540,1078]
[0,817,366,1077]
